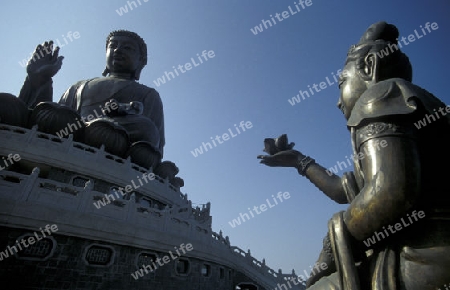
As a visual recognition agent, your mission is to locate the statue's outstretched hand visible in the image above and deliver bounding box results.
[257,134,304,168]
[27,41,64,85]
[257,149,304,168]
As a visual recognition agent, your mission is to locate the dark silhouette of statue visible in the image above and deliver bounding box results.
[16,30,164,168]
[258,21,450,289]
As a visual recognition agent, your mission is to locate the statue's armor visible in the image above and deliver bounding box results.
[336,78,450,290]
[348,78,450,210]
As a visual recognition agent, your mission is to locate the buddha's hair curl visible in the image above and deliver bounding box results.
[106,30,147,66]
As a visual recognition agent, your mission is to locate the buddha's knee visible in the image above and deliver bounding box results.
[116,115,160,148]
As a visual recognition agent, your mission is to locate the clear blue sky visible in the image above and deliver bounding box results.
[1,0,449,277]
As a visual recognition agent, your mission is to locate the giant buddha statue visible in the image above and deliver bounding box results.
[13,30,164,168]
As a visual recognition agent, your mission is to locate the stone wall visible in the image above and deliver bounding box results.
[0,226,263,290]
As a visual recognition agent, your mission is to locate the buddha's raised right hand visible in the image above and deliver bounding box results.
[26,41,64,87]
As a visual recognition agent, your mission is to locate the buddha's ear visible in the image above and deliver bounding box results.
[133,58,146,80]
[361,52,380,83]
[133,66,143,80]
[102,67,110,77]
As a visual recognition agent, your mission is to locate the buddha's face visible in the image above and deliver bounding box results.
[106,35,142,77]
[337,59,368,120]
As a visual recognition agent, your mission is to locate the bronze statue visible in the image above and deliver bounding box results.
[258,21,450,289]
[17,30,164,167]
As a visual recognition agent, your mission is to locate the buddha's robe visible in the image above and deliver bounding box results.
[58,76,165,157]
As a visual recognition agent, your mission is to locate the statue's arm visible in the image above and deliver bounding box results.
[343,132,421,241]
[302,161,349,204]
[18,41,63,108]
[18,76,53,108]
[258,148,349,204]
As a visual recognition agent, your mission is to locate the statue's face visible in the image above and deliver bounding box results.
[106,35,142,77]
[337,60,368,120]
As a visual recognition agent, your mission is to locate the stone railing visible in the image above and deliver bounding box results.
[228,245,304,289]
[0,124,190,207]
[0,124,304,289]
[0,168,304,289]
[204,221,303,288]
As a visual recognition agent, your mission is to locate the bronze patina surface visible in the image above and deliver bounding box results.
[258,21,450,290]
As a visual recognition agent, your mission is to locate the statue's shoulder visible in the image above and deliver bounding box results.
[72,77,100,88]
[347,78,441,127]
[132,81,161,97]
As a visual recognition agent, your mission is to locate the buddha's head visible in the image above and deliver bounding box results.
[103,30,147,80]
